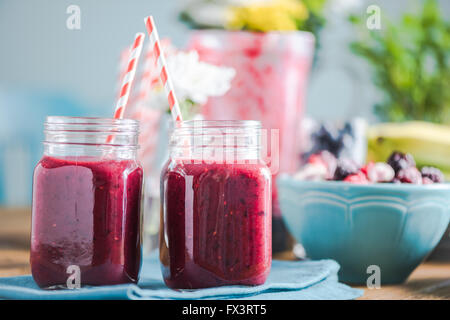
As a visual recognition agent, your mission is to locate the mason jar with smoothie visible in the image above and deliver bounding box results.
[30,117,143,288]
[160,120,272,289]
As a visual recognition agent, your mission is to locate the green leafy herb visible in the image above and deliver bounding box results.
[349,0,450,124]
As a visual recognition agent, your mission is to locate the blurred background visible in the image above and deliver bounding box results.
[1,0,449,206]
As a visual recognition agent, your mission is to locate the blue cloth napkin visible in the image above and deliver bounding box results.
[0,255,363,300]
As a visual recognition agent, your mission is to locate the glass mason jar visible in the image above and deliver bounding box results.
[31,117,144,288]
[160,120,272,289]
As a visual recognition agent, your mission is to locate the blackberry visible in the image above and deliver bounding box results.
[396,167,422,184]
[422,177,434,184]
[333,158,359,180]
[312,123,342,156]
[387,151,416,174]
[421,166,444,183]
[305,121,357,162]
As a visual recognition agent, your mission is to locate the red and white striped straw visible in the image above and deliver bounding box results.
[115,47,130,101]
[144,16,183,122]
[113,32,145,119]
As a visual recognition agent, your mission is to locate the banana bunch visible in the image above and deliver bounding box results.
[367,121,450,179]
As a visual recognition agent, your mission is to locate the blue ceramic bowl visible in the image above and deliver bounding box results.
[278,176,450,284]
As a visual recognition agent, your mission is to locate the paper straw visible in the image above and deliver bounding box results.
[144,16,183,122]
[113,32,145,120]
[115,48,130,102]
[129,40,171,108]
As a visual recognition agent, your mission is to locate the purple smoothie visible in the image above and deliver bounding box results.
[160,159,272,289]
[31,156,143,288]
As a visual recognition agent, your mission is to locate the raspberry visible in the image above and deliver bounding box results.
[396,167,422,184]
[333,158,359,180]
[308,151,337,180]
[360,161,374,178]
[367,162,395,183]
[308,154,326,167]
[422,177,434,184]
[294,163,327,181]
[343,172,369,184]
[420,167,444,183]
[387,151,416,174]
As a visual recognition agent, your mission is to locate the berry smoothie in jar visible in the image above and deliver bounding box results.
[31,117,143,288]
[160,120,272,289]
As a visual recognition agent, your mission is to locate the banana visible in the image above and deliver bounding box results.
[367,121,450,178]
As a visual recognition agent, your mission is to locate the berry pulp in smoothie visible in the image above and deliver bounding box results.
[31,156,143,288]
[160,160,272,289]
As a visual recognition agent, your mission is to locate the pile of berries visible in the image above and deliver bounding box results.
[294,150,445,184]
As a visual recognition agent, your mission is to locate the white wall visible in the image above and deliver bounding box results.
[0,0,189,111]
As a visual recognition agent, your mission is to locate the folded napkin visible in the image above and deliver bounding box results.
[0,254,363,300]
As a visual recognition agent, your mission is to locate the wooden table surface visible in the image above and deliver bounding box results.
[1,207,449,300]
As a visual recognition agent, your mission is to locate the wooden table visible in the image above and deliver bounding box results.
[1,207,449,300]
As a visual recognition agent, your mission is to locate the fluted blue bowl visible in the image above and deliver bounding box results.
[278,176,450,284]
